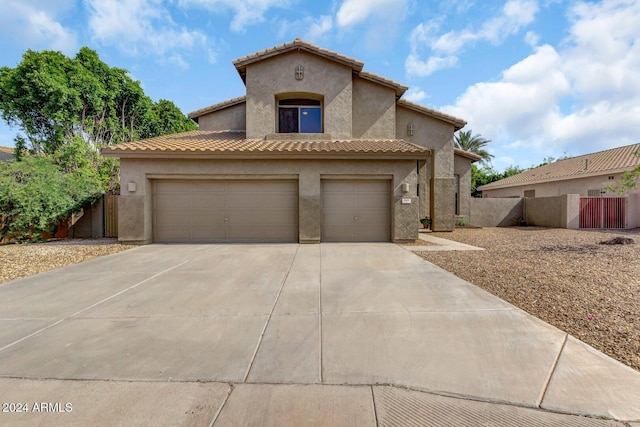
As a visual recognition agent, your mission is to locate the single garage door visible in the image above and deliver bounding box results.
[322,180,390,242]
[153,180,298,243]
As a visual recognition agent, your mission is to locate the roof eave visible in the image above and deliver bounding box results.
[454,148,482,162]
[397,100,467,131]
[101,150,430,160]
[188,96,247,119]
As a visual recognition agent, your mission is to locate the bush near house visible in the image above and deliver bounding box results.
[0,141,104,242]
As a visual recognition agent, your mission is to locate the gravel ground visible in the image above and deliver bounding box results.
[0,239,135,284]
[417,227,640,372]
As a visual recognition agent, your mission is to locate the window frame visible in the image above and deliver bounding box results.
[277,98,323,134]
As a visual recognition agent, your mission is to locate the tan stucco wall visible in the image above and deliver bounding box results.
[396,105,456,230]
[470,198,523,227]
[245,51,353,139]
[482,173,629,198]
[197,102,246,131]
[524,194,580,229]
[454,155,473,220]
[352,76,396,139]
[118,158,420,244]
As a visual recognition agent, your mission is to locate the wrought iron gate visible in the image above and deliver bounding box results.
[579,197,626,229]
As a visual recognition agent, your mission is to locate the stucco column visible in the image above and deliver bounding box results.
[430,145,455,231]
[298,171,321,243]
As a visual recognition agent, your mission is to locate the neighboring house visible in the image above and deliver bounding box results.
[478,143,640,198]
[103,39,479,244]
[0,146,14,162]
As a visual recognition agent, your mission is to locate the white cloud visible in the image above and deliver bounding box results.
[0,0,77,53]
[441,0,640,164]
[86,0,208,67]
[336,0,407,27]
[524,31,539,47]
[405,54,458,77]
[406,0,540,77]
[178,0,288,32]
[403,87,428,103]
[306,16,333,41]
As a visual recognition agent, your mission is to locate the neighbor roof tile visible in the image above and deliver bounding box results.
[479,143,640,190]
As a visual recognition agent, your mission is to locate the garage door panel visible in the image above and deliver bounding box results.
[153,180,297,243]
[322,180,390,242]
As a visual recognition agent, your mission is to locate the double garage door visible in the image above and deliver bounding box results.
[153,180,298,243]
[153,179,390,243]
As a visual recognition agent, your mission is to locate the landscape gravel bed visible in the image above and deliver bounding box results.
[417,227,640,372]
[0,239,135,284]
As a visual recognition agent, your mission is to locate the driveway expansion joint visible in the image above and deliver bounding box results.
[537,333,568,408]
[242,245,300,382]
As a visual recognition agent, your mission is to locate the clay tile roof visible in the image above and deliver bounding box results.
[101,130,431,159]
[188,96,246,119]
[233,39,364,82]
[358,71,408,97]
[478,143,640,191]
[454,148,482,162]
[397,99,466,131]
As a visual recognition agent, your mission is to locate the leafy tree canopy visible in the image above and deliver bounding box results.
[0,47,196,155]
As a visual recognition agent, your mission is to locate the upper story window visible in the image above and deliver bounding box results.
[278,98,322,133]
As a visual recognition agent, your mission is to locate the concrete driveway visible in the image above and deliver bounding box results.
[1,243,639,426]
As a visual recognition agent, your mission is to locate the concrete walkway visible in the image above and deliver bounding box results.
[402,231,486,251]
[0,243,638,426]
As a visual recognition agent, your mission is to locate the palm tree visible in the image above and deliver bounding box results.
[454,130,494,163]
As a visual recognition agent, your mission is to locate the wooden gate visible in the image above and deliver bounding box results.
[579,197,626,229]
[104,195,118,237]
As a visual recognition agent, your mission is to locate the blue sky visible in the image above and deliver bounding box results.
[1,0,639,171]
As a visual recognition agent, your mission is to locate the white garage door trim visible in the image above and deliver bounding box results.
[321,180,391,242]
[153,180,298,243]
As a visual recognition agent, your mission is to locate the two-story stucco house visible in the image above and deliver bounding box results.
[102,39,478,244]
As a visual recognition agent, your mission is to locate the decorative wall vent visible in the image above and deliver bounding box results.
[295,65,304,80]
[407,123,415,136]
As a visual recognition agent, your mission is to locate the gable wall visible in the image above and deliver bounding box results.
[352,76,396,139]
[245,51,353,139]
[197,102,246,131]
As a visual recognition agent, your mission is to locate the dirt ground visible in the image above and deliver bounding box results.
[0,239,135,284]
[417,227,640,372]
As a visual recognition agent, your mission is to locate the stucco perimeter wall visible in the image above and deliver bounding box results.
[482,173,627,198]
[118,158,419,244]
[524,194,580,229]
[627,193,640,229]
[469,198,523,227]
[352,76,395,139]
[454,155,472,220]
[197,102,246,131]
[396,106,455,231]
[245,51,353,139]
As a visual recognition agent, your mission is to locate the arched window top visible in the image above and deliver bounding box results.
[279,98,321,106]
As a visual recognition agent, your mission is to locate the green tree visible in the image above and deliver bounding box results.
[471,164,525,197]
[606,149,640,195]
[141,99,198,139]
[454,130,494,163]
[0,47,196,155]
